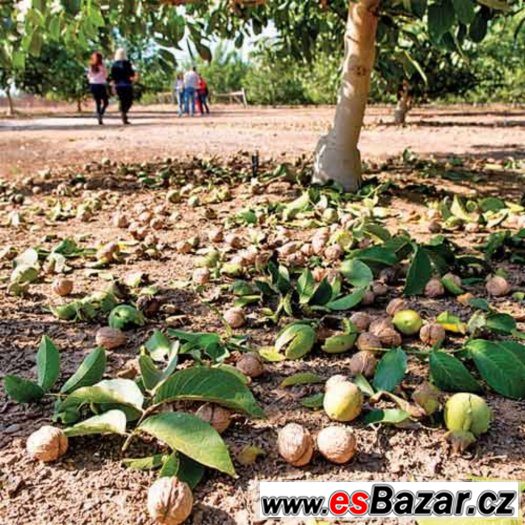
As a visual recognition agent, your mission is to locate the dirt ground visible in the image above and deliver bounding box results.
[0,104,524,525]
[1,104,525,180]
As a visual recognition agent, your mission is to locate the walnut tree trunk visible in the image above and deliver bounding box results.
[313,0,380,192]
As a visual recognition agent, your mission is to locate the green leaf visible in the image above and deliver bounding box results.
[61,378,144,412]
[326,289,365,311]
[280,372,324,388]
[353,246,397,266]
[404,246,432,296]
[139,412,235,476]
[436,311,467,334]
[145,330,172,361]
[485,313,516,334]
[441,275,464,295]
[354,373,375,397]
[139,355,163,390]
[499,341,525,367]
[428,0,455,39]
[300,393,324,408]
[60,347,106,394]
[297,268,316,304]
[122,454,166,471]
[340,259,373,288]
[452,0,475,25]
[477,0,511,11]
[63,409,127,437]
[373,348,407,393]
[3,376,45,403]
[258,346,286,362]
[469,9,488,42]
[36,335,60,391]
[309,278,333,306]
[364,408,410,426]
[176,454,205,488]
[153,367,264,417]
[159,452,180,478]
[467,340,525,399]
[429,351,481,393]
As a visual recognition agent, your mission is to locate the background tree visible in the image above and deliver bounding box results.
[3,0,523,188]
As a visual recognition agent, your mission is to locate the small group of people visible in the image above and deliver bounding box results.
[173,67,210,117]
[87,48,137,125]
[87,51,210,125]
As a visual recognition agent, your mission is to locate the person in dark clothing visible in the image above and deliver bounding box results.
[87,52,108,125]
[110,48,137,125]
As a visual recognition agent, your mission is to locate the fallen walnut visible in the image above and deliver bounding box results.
[349,312,372,333]
[356,332,382,353]
[424,278,445,298]
[386,298,408,317]
[147,476,193,525]
[412,382,441,417]
[26,426,68,462]
[52,278,73,297]
[236,352,264,378]
[95,326,127,350]
[196,403,231,434]
[349,351,377,378]
[317,426,357,464]
[485,275,511,297]
[419,323,446,346]
[224,307,246,329]
[277,423,314,467]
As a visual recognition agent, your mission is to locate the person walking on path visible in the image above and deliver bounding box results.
[87,52,109,125]
[173,73,185,117]
[183,66,199,117]
[110,48,137,125]
[197,74,210,116]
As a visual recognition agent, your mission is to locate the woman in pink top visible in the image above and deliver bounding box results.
[87,52,109,125]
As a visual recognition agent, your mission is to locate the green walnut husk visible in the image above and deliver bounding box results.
[323,379,363,422]
[108,305,145,331]
[321,322,358,354]
[275,323,316,360]
[393,309,423,335]
[444,393,492,453]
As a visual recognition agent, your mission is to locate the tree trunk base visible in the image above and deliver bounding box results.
[313,131,362,192]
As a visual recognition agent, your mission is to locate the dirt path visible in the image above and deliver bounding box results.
[1,104,524,179]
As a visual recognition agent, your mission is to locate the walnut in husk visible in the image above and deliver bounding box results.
[323,377,363,422]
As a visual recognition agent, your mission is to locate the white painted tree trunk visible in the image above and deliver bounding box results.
[313,0,380,192]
